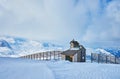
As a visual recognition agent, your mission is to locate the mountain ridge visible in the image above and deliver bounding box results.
[0,35,119,57]
[0,36,64,57]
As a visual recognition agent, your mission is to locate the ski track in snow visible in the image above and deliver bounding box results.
[0,58,120,79]
[47,61,120,79]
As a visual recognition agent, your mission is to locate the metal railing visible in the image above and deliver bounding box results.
[20,51,62,61]
[91,53,120,64]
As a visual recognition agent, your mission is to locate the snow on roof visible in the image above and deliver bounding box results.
[70,48,80,50]
[61,50,79,56]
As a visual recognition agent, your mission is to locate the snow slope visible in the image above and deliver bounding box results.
[0,57,120,79]
[0,57,55,79]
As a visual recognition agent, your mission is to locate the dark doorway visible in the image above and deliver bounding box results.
[65,56,72,62]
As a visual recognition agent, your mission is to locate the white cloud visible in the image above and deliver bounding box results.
[83,0,120,45]
[0,0,120,47]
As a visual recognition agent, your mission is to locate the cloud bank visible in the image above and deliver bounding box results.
[0,0,120,47]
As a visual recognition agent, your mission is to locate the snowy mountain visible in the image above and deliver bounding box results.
[86,48,113,60]
[0,36,64,57]
[0,35,119,58]
[92,48,120,57]
[105,48,120,57]
[0,40,12,49]
[87,47,112,54]
[0,40,14,56]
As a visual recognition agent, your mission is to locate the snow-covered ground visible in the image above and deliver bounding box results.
[0,57,55,79]
[0,57,120,79]
[47,61,120,79]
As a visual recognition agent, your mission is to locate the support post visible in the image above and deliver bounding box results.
[91,53,93,63]
[50,52,51,60]
[115,56,117,64]
[98,54,100,64]
[43,52,44,60]
[39,53,41,60]
[54,51,55,60]
[106,55,107,63]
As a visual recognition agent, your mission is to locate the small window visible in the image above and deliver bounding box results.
[82,56,84,59]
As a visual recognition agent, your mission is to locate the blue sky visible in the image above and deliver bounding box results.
[0,0,120,48]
